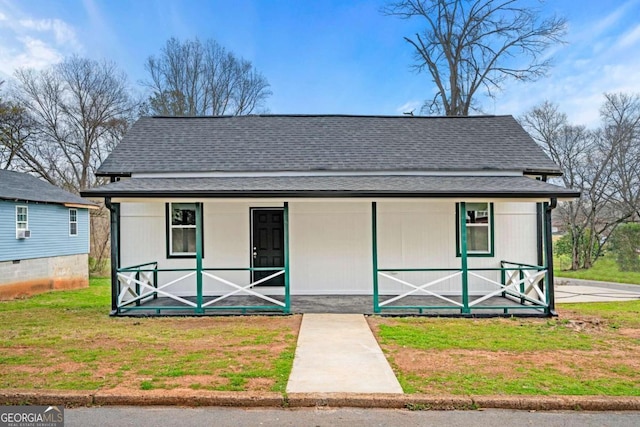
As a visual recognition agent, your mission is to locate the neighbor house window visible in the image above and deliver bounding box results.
[16,206,28,234]
[69,209,78,236]
[166,203,202,257]
[456,202,494,257]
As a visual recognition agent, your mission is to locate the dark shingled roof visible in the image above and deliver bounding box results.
[82,176,579,198]
[97,115,562,176]
[0,169,96,207]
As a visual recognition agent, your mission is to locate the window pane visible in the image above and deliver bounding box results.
[172,203,196,226]
[172,228,196,253]
[17,207,27,223]
[467,226,489,252]
[70,222,78,235]
[70,210,77,222]
[466,202,488,212]
[466,203,489,225]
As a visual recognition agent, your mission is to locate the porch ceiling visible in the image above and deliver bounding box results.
[82,175,579,199]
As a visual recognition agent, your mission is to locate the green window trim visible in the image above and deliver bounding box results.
[455,202,495,257]
[165,202,204,259]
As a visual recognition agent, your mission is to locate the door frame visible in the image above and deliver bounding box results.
[249,207,285,285]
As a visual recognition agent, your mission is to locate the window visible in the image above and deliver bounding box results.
[456,202,494,257]
[16,206,28,236]
[69,209,78,236]
[166,203,202,257]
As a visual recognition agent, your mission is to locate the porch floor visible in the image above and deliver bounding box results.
[115,294,549,317]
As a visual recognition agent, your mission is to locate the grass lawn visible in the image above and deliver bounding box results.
[369,301,640,396]
[555,255,640,285]
[0,278,300,393]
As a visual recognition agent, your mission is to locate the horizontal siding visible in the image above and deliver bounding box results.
[0,200,89,262]
[118,199,540,296]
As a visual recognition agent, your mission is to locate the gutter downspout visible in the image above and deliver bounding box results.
[544,197,558,315]
[105,198,120,315]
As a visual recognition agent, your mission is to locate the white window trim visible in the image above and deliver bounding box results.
[69,208,78,237]
[466,204,491,254]
[168,202,197,256]
[16,205,28,238]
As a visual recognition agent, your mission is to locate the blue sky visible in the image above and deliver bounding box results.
[0,0,639,126]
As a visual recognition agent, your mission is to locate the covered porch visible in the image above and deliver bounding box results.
[105,194,561,317]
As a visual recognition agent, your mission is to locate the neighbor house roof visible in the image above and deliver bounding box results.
[96,115,562,176]
[82,175,579,199]
[0,169,97,207]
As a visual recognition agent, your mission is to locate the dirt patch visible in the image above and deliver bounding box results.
[0,315,301,393]
[619,328,640,339]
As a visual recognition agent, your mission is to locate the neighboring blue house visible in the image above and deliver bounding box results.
[0,170,96,299]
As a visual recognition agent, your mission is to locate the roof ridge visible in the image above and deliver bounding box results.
[149,114,509,119]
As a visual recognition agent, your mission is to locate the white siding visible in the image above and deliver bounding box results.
[118,199,540,296]
[289,201,371,295]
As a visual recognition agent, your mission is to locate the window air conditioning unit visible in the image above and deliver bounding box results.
[17,229,31,239]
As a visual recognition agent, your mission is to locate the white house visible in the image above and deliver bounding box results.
[82,115,578,316]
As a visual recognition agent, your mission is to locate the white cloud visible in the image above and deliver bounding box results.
[0,2,81,77]
[18,18,79,47]
[616,24,640,49]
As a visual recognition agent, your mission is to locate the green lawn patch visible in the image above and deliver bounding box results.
[0,278,301,393]
[555,255,640,285]
[369,304,640,396]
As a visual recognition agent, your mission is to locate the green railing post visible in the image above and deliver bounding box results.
[284,202,291,313]
[372,202,380,313]
[519,268,525,305]
[153,262,158,300]
[195,202,203,314]
[135,271,141,306]
[500,261,506,297]
[459,202,470,314]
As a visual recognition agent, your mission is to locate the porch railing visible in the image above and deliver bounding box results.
[374,261,549,315]
[115,263,289,314]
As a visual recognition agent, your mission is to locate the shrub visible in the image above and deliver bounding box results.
[609,223,640,272]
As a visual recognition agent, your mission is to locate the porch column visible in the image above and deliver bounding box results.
[284,202,290,313]
[371,201,380,313]
[195,202,203,314]
[459,202,470,314]
[106,198,120,315]
[544,198,557,314]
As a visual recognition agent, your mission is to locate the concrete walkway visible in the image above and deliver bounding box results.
[555,277,640,303]
[286,314,403,394]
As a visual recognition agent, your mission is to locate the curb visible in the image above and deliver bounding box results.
[2,390,640,411]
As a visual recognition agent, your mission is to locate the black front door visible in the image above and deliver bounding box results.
[251,209,284,286]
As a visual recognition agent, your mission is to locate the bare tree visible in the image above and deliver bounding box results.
[384,0,566,115]
[7,57,137,274]
[143,37,272,116]
[602,93,640,220]
[0,82,35,170]
[11,56,137,192]
[521,97,638,270]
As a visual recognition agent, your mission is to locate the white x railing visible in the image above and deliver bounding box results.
[378,271,464,307]
[468,269,547,307]
[201,270,285,307]
[117,271,197,308]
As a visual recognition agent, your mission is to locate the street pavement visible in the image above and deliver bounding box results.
[555,277,640,303]
[65,406,640,427]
